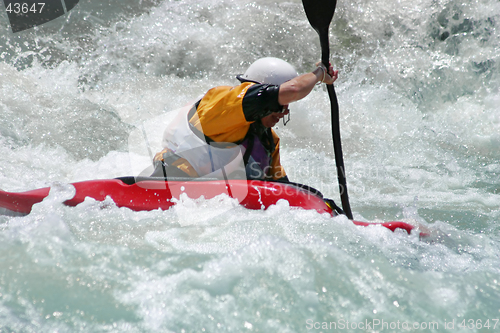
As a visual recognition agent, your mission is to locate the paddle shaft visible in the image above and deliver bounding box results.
[327,84,353,219]
[303,0,353,219]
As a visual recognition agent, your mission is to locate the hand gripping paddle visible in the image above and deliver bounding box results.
[302,0,353,219]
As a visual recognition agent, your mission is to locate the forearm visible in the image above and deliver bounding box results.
[278,65,337,105]
[278,68,324,105]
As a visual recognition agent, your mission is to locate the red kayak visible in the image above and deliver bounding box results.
[0,177,417,234]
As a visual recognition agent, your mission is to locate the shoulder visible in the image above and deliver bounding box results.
[203,82,279,101]
[244,83,280,99]
[204,82,256,98]
[241,84,282,121]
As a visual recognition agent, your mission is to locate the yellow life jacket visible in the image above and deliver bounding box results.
[154,83,287,180]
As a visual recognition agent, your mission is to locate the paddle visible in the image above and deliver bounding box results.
[302,0,353,219]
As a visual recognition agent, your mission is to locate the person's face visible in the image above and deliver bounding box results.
[261,106,290,128]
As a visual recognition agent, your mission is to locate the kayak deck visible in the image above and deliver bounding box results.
[0,177,417,234]
[0,178,333,214]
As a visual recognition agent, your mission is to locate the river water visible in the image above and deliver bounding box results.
[1,0,499,332]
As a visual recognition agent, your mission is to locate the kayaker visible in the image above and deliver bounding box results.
[151,57,338,181]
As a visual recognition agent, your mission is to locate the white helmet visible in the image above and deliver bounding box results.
[237,57,298,85]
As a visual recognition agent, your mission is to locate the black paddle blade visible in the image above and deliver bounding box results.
[302,0,337,66]
[302,0,336,33]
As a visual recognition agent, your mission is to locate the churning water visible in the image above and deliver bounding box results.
[1,0,499,332]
